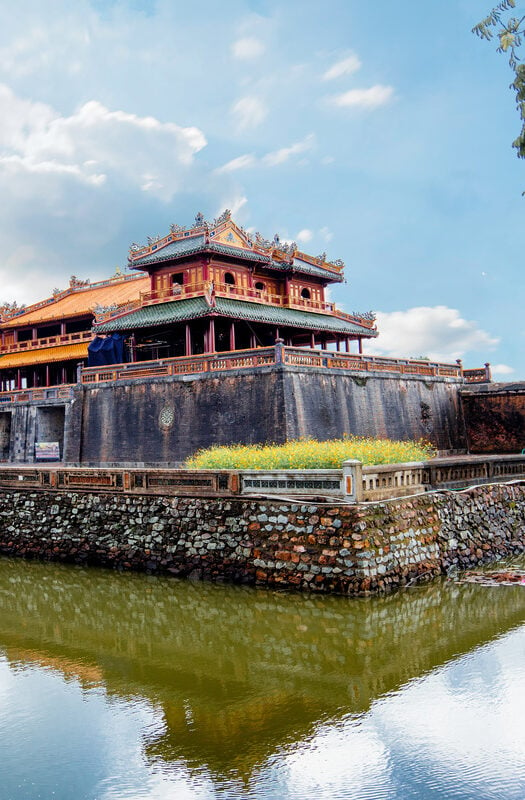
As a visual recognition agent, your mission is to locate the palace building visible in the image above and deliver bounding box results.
[91,210,378,361]
[0,211,377,389]
[0,273,148,391]
[0,212,489,465]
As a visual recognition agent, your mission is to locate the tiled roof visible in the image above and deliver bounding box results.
[1,276,149,329]
[95,297,211,332]
[291,256,344,282]
[129,235,208,266]
[95,296,376,336]
[214,298,374,334]
[0,342,88,369]
[129,236,343,282]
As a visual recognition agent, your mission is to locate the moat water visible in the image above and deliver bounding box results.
[0,556,523,800]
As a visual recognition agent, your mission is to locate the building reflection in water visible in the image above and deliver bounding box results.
[0,556,523,790]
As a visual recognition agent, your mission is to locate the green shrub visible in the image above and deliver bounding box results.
[184,436,436,470]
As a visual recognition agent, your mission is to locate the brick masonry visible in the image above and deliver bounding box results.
[0,483,523,595]
[461,383,525,454]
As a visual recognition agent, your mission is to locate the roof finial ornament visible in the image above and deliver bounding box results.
[273,233,280,247]
[194,211,205,228]
[215,209,231,225]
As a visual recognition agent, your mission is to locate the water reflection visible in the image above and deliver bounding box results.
[0,557,523,799]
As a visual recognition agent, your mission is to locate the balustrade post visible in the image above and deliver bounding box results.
[342,459,362,503]
[274,338,284,364]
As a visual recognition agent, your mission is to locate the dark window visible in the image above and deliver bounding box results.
[224,272,235,285]
[301,288,311,299]
[254,281,265,291]
[172,273,184,286]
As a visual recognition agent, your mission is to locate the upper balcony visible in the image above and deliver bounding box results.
[93,280,377,330]
[0,329,93,356]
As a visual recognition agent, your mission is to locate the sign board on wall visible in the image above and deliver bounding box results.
[35,442,60,461]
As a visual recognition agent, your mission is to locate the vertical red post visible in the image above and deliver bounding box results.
[185,324,192,356]
[229,321,236,351]
[208,318,216,353]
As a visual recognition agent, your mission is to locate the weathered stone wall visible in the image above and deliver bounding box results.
[461,383,525,454]
[0,483,523,595]
[282,367,465,452]
[80,369,287,464]
[79,365,466,464]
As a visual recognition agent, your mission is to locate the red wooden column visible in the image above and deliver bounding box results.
[16,369,21,390]
[208,318,216,353]
[45,365,50,387]
[358,338,363,354]
[185,324,192,356]
[310,333,316,349]
[229,321,236,351]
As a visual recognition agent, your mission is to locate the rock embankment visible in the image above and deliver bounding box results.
[0,484,523,595]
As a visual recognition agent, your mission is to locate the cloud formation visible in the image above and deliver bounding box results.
[231,96,267,131]
[231,37,265,60]
[0,84,207,200]
[215,134,314,173]
[367,306,498,363]
[331,85,394,108]
[323,54,361,80]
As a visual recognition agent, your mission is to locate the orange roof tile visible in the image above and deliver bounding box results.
[0,342,89,369]
[1,275,149,329]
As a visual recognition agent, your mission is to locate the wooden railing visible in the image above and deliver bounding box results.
[80,345,465,385]
[81,347,278,384]
[0,385,76,404]
[93,281,375,329]
[281,347,463,378]
[0,330,92,355]
[463,365,491,383]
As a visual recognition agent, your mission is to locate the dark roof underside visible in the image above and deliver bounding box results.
[95,297,376,336]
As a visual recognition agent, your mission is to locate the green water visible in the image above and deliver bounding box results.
[0,556,524,800]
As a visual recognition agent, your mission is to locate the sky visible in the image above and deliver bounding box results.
[0,0,523,377]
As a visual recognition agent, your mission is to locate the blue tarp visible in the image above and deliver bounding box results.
[87,334,125,367]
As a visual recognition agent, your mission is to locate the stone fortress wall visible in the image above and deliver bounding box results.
[0,364,469,465]
[0,482,523,595]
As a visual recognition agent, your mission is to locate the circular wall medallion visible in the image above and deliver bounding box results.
[159,405,175,430]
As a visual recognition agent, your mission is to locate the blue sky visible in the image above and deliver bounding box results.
[0,0,523,377]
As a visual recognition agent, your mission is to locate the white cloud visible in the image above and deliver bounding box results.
[231,37,265,60]
[296,229,313,243]
[332,85,394,109]
[215,154,257,174]
[215,135,314,173]
[231,96,267,131]
[0,84,207,200]
[367,306,498,363]
[323,53,361,80]
[320,226,333,242]
[491,364,515,375]
[262,133,315,166]
[218,194,248,218]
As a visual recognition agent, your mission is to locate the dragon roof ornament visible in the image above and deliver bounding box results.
[128,211,346,275]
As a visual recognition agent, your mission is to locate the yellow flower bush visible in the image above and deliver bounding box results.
[185,436,436,470]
